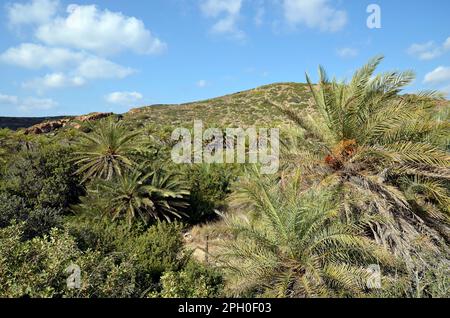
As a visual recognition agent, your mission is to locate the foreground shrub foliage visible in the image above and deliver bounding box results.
[0,223,138,298]
[153,261,224,298]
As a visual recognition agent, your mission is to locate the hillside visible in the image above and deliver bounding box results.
[0,83,312,133]
[123,82,311,128]
[2,82,447,135]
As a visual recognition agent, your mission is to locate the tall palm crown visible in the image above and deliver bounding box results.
[271,56,450,258]
[73,119,141,182]
[218,170,396,297]
[95,168,189,225]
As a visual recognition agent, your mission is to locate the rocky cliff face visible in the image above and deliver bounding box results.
[24,112,114,135]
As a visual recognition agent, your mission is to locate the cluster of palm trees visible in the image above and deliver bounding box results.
[217,56,449,297]
[72,120,189,225]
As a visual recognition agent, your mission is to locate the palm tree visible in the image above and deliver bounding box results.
[268,56,450,259]
[217,169,396,297]
[92,167,189,225]
[73,119,141,182]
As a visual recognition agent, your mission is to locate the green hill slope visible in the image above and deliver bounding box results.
[123,82,311,128]
[3,82,447,134]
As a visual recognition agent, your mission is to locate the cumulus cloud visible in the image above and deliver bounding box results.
[1,43,135,91]
[0,43,83,70]
[35,4,167,55]
[0,92,57,112]
[408,42,442,60]
[105,91,143,106]
[6,0,59,27]
[75,56,135,80]
[283,0,347,32]
[337,47,358,58]
[1,1,165,110]
[22,73,85,92]
[408,37,450,60]
[200,0,244,39]
[424,66,450,84]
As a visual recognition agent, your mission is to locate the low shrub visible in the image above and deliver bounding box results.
[155,261,224,298]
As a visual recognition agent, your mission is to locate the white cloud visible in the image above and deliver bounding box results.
[424,66,450,84]
[408,37,450,60]
[105,91,143,106]
[7,0,59,27]
[407,42,442,60]
[337,47,358,58]
[1,44,135,90]
[201,0,242,19]
[200,0,244,39]
[0,43,83,70]
[197,80,208,88]
[0,92,57,112]
[23,73,85,92]
[35,4,167,55]
[2,2,164,97]
[76,57,135,80]
[283,0,347,32]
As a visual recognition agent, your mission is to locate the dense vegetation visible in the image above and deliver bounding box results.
[0,58,448,298]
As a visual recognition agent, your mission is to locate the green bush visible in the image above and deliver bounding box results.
[0,223,138,298]
[0,223,79,298]
[2,144,83,210]
[0,192,28,228]
[65,251,137,298]
[124,221,187,283]
[155,261,224,298]
[186,164,236,223]
[65,212,131,254]
[24,207,63,240]
[66,215,188,294]
[0,192,62,239]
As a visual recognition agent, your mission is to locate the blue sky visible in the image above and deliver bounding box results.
[0,0,449,117]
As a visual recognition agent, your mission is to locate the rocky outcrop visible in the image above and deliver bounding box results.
[25,119,70,135]
[75,112,113,122]
[128,108,142,115]
[24,112,114,135]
